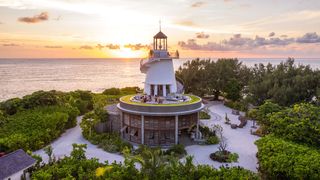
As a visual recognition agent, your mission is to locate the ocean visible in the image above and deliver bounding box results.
[0,58,319,101]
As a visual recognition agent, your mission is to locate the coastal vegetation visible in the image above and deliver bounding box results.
[251,100,320,178]
[176,58,320,107]
[256,135,320,179]
[0,90,94,152]
[31,143,258,179]
[176,58,320,178]
[80,87,139,153]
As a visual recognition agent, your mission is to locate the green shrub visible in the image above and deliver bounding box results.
[0,106,78,152]
[199,111,210,119]
[0,98,22,115]
[206,136,219,145]
[21,90,62,109]
[32,144,101,179]
[255,135,320,179]
[210,151,238,163]
[103,88,121,95]
[199,126,216,138]
[268,103,320,147]
[81,123,133,153]
[165,144,187,157]
[32,144,258,180]
[120,86,139,94]
[224,100,248,112]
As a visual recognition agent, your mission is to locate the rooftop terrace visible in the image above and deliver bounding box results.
[119,94,201,107]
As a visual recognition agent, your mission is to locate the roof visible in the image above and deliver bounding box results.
[153,31,167,39]
[0,149,36,179]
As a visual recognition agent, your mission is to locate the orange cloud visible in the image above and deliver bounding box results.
[44,45,63,48]
[18,12,49,23]
[191,2,206,8]
[124,44,150,50]
[79,45,93,50]
[2,43,19,46]
[105,44,120,50]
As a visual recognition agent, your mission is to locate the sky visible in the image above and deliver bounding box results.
[0,0,320,58]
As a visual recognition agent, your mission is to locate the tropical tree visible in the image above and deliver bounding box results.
[176,58,209,96]
[248,58,320,106]
[44,145,54,164]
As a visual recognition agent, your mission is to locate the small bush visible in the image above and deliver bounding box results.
[165,144,187,157]
[210,151,239,163]
[206,136,219,145]
[199,111,210,119]
[199,126,215,138]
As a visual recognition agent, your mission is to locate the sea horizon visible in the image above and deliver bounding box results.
[1,57,320,101]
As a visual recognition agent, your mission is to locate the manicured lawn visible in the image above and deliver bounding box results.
[120,94,201,106]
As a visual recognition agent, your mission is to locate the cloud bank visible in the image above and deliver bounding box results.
[296,32,320,43]
[196,32,210,39]
[178,32,319,51]
[2,43,19,46]
[124,44,150,50]
[18,12,49,23]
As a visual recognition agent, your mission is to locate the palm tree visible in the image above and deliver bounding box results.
[130,148,166,179]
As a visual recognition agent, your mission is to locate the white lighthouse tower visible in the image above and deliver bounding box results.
[140,27,179,96]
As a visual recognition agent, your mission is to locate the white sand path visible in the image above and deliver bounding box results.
[34,102,259,172]
[185,101,260,172]
[33,116,124,164]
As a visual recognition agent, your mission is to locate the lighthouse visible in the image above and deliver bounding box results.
[140,28,178,96]
[116,25,204,146]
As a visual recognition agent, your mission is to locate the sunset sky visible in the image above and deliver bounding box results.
[0,0,320,58]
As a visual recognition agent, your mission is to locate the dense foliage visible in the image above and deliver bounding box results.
[32,144,102,179]
[248,58,320,106]
[268,103,320,147]
[255,135,320,179]
[0,106,78,152]
[0,90,96,152]
[32,144,258,180]
[176,58,250,100]
[176,58,320,106]
[253,102,320,179]
[247,100,282,133]
[103,86,140,96]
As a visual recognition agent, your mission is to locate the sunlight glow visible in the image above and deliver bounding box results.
[111,47,148,58]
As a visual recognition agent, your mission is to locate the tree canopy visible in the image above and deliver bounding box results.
[175,58,320,106]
